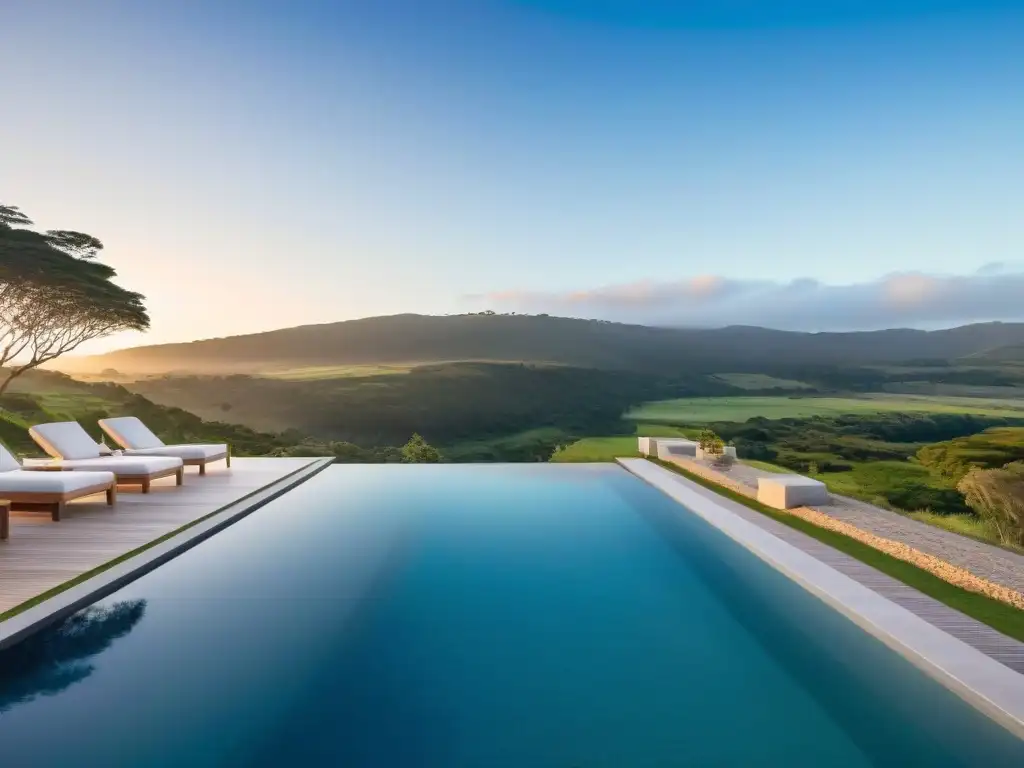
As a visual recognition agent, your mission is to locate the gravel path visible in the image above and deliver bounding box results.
[707,458,1024,595]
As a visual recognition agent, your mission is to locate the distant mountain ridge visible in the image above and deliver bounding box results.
[60,314,1024,375]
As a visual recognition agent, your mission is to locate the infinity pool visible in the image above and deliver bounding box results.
[0,464,1021,766]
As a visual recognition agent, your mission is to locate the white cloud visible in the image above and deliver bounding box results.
[469,269,1024,331]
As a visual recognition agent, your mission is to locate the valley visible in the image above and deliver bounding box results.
[19,313,1024,549]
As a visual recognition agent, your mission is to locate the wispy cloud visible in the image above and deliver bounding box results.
[468,268,1024,331]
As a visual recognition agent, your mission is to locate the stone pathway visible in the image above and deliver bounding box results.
[697,457,1024,595]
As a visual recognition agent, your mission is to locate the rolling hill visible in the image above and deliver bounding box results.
[58,314,1024,376]
[959,344,1024,365]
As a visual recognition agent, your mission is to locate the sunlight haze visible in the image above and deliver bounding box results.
[3,0,1022,352]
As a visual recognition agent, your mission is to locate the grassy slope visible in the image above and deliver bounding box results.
[627,394,1024,425]
[909,511,1002,546]
[652,460,1024,641]
[259,364,414,380]
[711,373,813,390]
[1,370,291,457]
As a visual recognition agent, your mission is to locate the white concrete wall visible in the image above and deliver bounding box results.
[655,439,698,461]
[757,476,829,509]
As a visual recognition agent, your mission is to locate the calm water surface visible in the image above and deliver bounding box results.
[0,464,1022,766]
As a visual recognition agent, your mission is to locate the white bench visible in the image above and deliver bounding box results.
[756,475,829,509]
[654,439,699,460]
[639,437,698,457]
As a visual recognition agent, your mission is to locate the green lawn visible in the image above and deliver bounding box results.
[551,436,639,462]
[908,511,1004,546]
[551,424,699,463]
[712,373,813,390]
[626,394,1024,425]
[652,459,1024,642]
[32,391,113,418]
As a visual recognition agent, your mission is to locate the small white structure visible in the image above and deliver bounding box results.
[654,439,699,460]
[639,437,698,458]
[757,475,829,509]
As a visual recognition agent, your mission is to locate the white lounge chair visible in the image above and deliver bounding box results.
[0,442,116,528]
[98,416,230,476]
[28,422,184,493]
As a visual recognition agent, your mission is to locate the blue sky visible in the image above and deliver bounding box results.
[3,0,1023,350]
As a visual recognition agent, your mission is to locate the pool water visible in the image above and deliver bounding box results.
[0,464,1021,766]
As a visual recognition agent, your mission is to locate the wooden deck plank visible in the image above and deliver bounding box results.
[0,458,323,614]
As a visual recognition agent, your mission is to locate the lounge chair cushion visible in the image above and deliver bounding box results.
[98,417,164,450]
[124,444,227,460]
[30,422,102,461]
[0,443,21,473]
[23,455,183,476]
[0,469,115,494]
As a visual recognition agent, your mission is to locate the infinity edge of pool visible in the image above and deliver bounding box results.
[4,456,1024,743]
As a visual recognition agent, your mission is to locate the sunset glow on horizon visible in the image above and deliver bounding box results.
[3,0,1022,353]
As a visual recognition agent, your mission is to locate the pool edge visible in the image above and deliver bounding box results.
[616,457,1024,740]
[0,457,335,651]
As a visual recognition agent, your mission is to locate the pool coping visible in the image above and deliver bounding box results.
[0,457,334,651]
[617,457,1024,740]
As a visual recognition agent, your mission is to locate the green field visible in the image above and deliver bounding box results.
[712,373,813,390]
[627,394,1024,425]
[260,364,414,380]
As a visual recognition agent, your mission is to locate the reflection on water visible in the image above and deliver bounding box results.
[0,600,146,712]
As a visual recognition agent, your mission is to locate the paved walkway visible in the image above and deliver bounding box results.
[712,458,1024,596]
[621,459,1024,674]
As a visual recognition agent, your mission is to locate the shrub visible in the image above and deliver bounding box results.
[957,462,1024,547]
[697,428,719,453]
[401,433,443,463]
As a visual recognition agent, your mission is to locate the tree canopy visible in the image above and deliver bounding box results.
[0,203,149,394]
[401,433,443,463]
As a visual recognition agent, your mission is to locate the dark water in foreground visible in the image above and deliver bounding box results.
[1,464,1021,766]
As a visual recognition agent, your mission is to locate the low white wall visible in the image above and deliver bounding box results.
[757,476,830,509]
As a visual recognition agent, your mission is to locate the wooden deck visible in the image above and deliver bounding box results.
[0,457,326,614]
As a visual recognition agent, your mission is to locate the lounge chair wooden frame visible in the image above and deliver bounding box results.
[184,446,231,476]
[116,465,185,493]
[4,481,116,523]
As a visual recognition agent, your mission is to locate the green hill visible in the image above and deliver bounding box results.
[59,314,1024,376]
[0,369,294,458]
[960,344,1024,364]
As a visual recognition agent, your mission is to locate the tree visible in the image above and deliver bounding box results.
[0,203,149,396]
[697,428,719,453]
[402,433,443,463]
[957,462,1024,547]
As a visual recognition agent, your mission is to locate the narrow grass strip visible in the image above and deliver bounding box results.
[652,459,1024,643]
[0,459,331,624]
